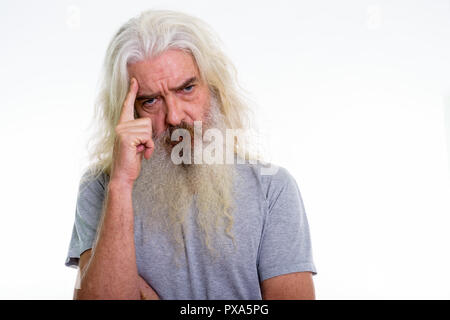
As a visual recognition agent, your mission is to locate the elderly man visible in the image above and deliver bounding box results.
[65,9,317,300]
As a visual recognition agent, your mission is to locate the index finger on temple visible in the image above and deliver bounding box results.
[119,77,139,123]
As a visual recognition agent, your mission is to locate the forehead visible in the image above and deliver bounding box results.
[127,49,200,92]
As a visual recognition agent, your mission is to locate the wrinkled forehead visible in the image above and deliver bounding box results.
[127,49,201,93]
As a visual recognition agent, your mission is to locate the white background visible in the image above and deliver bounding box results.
[0,0,449,299]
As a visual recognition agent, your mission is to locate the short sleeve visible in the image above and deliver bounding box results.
[65,171,108,268]
[257,167,317,282]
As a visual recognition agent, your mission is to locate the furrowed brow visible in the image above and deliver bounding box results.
[135,93,158,101]
[136,76,198,101]
[174,76,197,91]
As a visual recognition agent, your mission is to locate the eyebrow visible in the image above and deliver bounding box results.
[135,76,198,101]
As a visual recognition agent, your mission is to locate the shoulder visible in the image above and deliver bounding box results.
[74,169,110,223]
[77,168,110,201]
[234,161,300,205]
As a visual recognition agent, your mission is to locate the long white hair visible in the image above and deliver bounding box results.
[84,9,258,181]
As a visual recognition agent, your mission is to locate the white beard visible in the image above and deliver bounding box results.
[132,95,235,255]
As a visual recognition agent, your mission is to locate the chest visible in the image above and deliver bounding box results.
[133,192,268,298]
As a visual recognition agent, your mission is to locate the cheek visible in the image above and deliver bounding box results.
[136,108,165,135]
[151,114,167,135]
[189,90,210,120]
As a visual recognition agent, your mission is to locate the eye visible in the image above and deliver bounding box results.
[182,85,195,93]
[143,97,157,106]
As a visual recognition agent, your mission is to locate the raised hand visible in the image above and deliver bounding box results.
[110,78,155,185]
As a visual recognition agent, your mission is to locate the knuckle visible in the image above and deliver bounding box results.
[141,117,151,128]
[115,129,129,140]
[139,132,149,141]
[115,126,125,137]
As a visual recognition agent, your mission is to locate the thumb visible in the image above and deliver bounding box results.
[144,139,155,160]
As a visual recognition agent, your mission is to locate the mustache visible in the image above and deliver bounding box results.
[162,121,195,147]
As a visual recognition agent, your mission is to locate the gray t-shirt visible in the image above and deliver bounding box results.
[65,162,317,299]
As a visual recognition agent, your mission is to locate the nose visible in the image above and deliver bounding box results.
[165,95,185,127]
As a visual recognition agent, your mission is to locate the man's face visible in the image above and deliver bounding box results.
[129,51,234,254]
[127,49,211,137]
